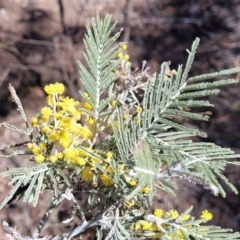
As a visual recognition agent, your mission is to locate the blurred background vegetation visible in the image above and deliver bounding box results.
[0,0,240,238]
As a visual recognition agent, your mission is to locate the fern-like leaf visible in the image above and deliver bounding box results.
[0,163,48,209]
[78,14,122,120]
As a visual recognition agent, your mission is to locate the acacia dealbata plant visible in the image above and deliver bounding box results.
[1,14,240,240]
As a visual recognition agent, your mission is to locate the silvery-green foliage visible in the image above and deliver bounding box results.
[113,38,240,197]
[0,13,240,240]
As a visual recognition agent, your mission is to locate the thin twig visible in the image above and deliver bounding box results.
[31,195,63,238]
[58,0,68,36]
[8,63,45,71]
[2,220,70,240]
[53,36,79,100]
[0,67,10,87]
[10,37,66,47]
[122,0,134,42]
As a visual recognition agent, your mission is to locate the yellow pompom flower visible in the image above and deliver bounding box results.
[31,117,38,127]
[27,143,33,150]
[200,210,213,222]
[48,130,58,142]
[42,125,50,134]
[44,82,65,95]
[84,102,93,110]
[35,154,45,163]
[39,142,47,150]
[55,82,65,94]
[76,157,87,166]
[141,221,151,231]
[41,106,52,122]
[111,100,117,107]
[165,209,179,219]
[64,148,79,161]
[129,179,137,186]
[124,54,130,61]
[57,152,63,159]
[142,186,150,194]
[46,95,53,105]
[136,106,142,113]
[49,155,58,163]
[87,118,95,125]
[32,146,41,155]
[154,209,163,218]
[81,167,94,181]
[106,151,113,158]
[59,132,72,148]
[100,174,114,186]
[76,125,92,139]
[117,52,123,58]
[121,44,127,50]
[181,214,191,221]
[133,220,152,231]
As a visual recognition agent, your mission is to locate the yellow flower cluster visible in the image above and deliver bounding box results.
[165,209,179,219]
[29,83,92,164]
[44,82,65,95]
[28,82,116,187]
[80,155,115,187]
[134,220,159,232]
[132,208,213,239]
[117,44,130,61]
[132,208,178,233]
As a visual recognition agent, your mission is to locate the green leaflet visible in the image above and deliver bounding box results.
[0,164,49,209]
[78,13,122,120]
